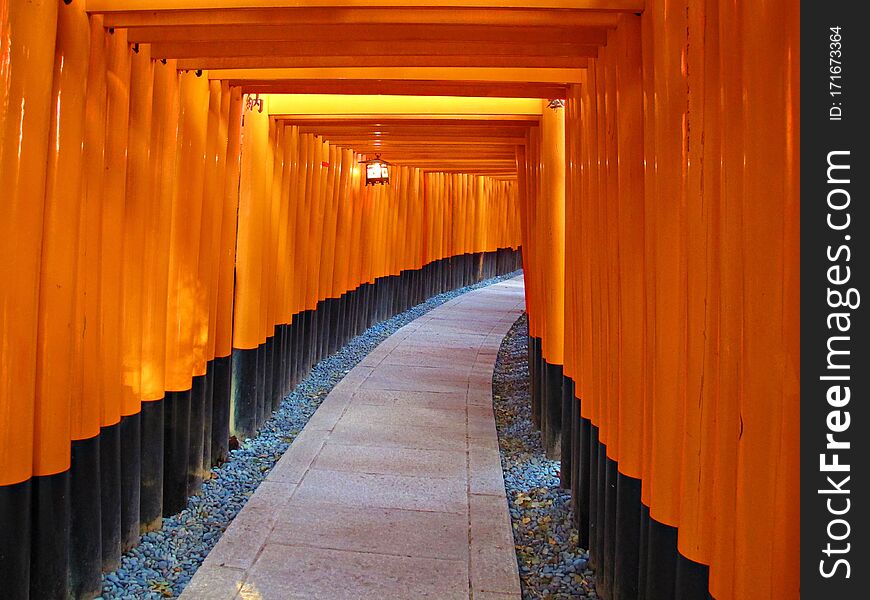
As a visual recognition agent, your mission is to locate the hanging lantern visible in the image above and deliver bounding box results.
[360,154,391,186]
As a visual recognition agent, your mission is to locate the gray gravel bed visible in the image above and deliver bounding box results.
[492,314,597,600]
[100,270,521,599]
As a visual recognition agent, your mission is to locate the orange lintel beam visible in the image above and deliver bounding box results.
[319,141,521,149]
[426,167,517,171]
[88,0,643,8]
[331,139,520,147]
[311,140,528,151]
[97,8,624,29]
[287,124,535,134]
[384,164,517,171]
[328,139,520,148]
[206,66,584,84]
[281,118,538,140]
[234,80,568,99]
[442,169,517,175]
[374,159,518,165]
[298,130,531,138]
[149,40,600,60]
[288,120,537,130]
[395,168,517,175]
[349,151,518,159]
[176,55,590,70]
[128,24,609,45]
[422,165,517,169]
[425,168,516,175]
[310,135,517,145]
[291,125,533,135]
[308,138,525,151]
[281,116,539,126]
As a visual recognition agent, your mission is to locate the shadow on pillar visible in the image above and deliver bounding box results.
[541,360,563,460]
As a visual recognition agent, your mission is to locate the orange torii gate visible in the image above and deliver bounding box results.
[2,1,798,599]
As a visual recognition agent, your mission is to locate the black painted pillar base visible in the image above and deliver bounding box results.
[529,336,541,428]
[187,375,206,499]
[282,323,292,397]
[140,399,164,532]
[99,422,121,572]
[342,293,351,348]
[569,379,581,495]
[345,291,356,342]
[560,374,573,488]
[211,354,231,467]
[315,300,327,363]
[327,297,340,357]
[0,480,31,599]
[577,413,591,543]
[231,347,258,441]
[290,319,299,389]
[274,325,286,403]
[284,323,294,395]
[305,308,316,371]
[542,360,563,460]
[614,473,641,600]
[594,435,608,574]
[262,336,274,424]
[202,363,214,473]
[69,435,102,599]
[297,310,309,376]
[587,424,600,567]
[30,471,70,599]
[675,554,712,600]
[162,390,191,517]
[600,455,618,596]
[641,508,677,599]
[285,322,297,392]
[119,413,141,552]
[255,342,266,431]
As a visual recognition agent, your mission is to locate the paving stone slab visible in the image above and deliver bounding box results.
[381,345,480,368]
[351,389,468,411]
[338,402,468,434]
[241,545,468,600]
[393,336,483,351]
[178,564,246,600]
[469,446,509,496]
[329,420,468,451]
[201,504,280,571]
[469,494,523,596]
[269,501,469,561]
[312,442,467,480]
[266,428,327,484]
[293,468,469,514]
[361,364,472,393]
[473,592,521,600]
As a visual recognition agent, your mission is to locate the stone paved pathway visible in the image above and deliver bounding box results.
[181,276,526,600]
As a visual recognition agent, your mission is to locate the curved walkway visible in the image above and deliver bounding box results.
[181,276,526,600]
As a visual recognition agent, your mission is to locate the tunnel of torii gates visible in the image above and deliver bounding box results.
[1,1,798,599]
